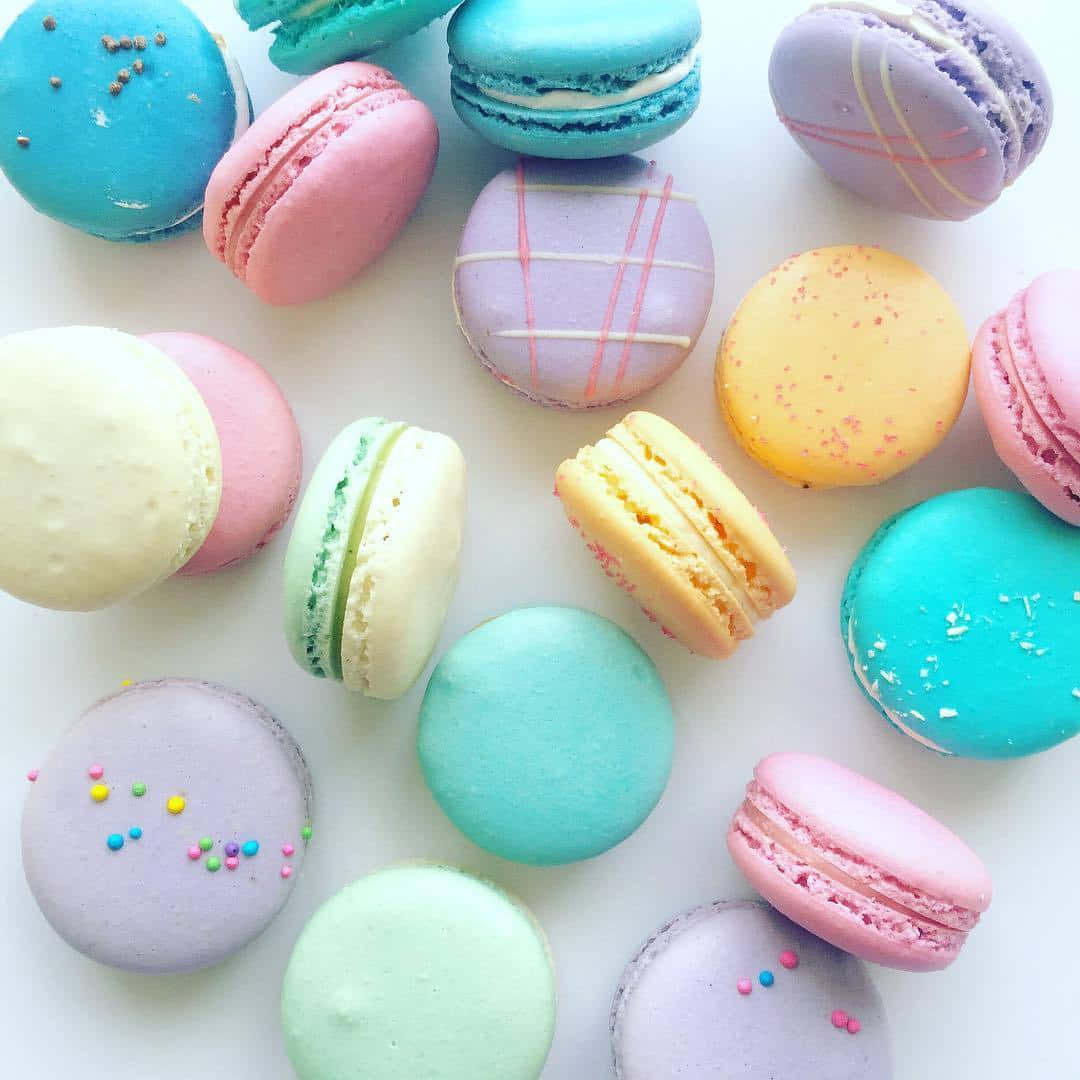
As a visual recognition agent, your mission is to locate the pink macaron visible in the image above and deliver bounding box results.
[142,333,302,575]
[727,753,991,973]
[972,270,1080,525]
[203,62,438,306]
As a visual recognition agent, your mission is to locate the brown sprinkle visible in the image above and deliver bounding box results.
[16,135,30,147]
[154,32,167,46]
[133,59,144,75]
[133,35,147,50]
[119,36,132,49]
[42,15,57,31]
[102,35,118,52]
[109,81,122,96]
[117,68,131,83]
[49,76,61,88]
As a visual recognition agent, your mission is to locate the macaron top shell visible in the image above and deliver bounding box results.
[1021,270,1080,427]
[0,327,221,610]
[0,0,250,240]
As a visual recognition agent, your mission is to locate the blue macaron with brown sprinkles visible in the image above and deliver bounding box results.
[0,0,251,241]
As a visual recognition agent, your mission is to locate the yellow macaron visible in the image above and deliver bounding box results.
[716,246,970,488]
[555,411,796,659]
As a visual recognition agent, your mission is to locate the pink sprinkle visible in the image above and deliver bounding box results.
[26,769,39,782]
[225,856,240,870]
[779,949,799,969]
[187,846,201,861]
[282,844,295,857]
[831,1010,849,1029]
[88,764,104,780]
[737,978,753,996]
[847,1018,861,1035]
[281,865,293,879]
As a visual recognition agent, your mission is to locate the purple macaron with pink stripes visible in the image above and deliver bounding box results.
[453,157,715,409]
[769,2,1052,220]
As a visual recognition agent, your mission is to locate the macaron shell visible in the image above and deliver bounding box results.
[1021,270,1080,430]
[142,333,302,575]
[340,427,466,699]
[718,246,970,488]
[0,327,220,610]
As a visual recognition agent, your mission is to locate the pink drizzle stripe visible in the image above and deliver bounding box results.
[614,173,673,390]
[781,117,987,165]
[515,160,539,390]
[585,186,650,400]
[780,115,972,145]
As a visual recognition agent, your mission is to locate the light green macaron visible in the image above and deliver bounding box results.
[281,864,556,1080]
[282,417,466,699]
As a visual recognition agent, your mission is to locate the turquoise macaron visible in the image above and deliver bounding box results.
[417,607,674,865]
[447,0,702,158]
[235,0,460,75]
[0,0,251,241]
[842,487,1080,760]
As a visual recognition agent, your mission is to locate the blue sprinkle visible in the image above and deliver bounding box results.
[106,833,124,851]
[241,840,259,857]
[759,970,775,988]
[129,826,142,840]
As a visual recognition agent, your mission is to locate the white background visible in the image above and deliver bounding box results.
[1,1,1076,1076]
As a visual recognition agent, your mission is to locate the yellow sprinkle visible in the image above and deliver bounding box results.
[90,783,109,802]
[120,678,132,687]
[166,795,186,815]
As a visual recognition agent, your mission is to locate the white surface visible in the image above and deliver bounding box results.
[0,1,1075,1076]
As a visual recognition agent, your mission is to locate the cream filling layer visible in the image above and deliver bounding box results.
[477,46,699,111]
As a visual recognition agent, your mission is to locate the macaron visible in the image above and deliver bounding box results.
[728,752,992,972]
[282,418,466,700]
[417,606,674,865]
[555,411,796,658]
[142,333,302,575]
[611,900,893,1078]
[0,327,221,610]
[842,487,1080,759]
[717,246,970,488]
[236,0,459,76]
[0,0,250,241]
[447,0,702,159]
[769,2,1052,220]
[281,864,555,1080]
[454,157,715,409]
[203,62,438,306]
[22,678,312,974]
[972,270,1080,526]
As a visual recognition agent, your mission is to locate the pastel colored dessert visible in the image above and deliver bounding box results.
[142,333,302,575]
[0,327,220,610]
[447,0,702,158]
[236,0,459,76]
[282,418,466,700]
[454,157,715,409]
[204,62,438,306]
[972,270,1080,526]
[417,606,673,865]
[769,2,1052,220]
[611,901,893,1079]
[842,487,1080,759]
[555,412,796,658]
[728,753,991,972]
[718,246,970,488]
[0,0,250,241]
[281,864,555,1080]
[22,679,313,974]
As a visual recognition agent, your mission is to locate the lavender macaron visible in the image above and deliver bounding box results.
[453,157,714,409]
[22,679,313,974]
[769,2,1052,220]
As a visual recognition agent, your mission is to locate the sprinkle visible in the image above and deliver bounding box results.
[1032,593,1041,602]
[225,842,240,857]
[282,844,295,857]
[198,837,213,852]
[133,59,144,74]
[831,1010,849,1029]
[737,978,752,995]
[779,950,799,969]
[945,611,958,626]
[49,76,61,89]
[873,639,886,650]
[759,970,774,987]
[187,846,201,860]
[128,826,142,839]
[154,31,167,46]
[942,680,950,686]
[847,1018,861,1035]
[999,594,1010,604]
[946,626,968,638]
[1074,592,1080,603]
[241,840,259,857]
[88,764,104,780]
[1072,689,1080,700]
[281,865,293,879]
[1036,648,1048,657]
[301,825,312,841]
[134,35,147,49]
[117,68,130,83]
[879,670,897,684]
[102,35,118,52]
[90,783,110,802]
[225,856,240,870]
[166,795,185,815]
[131,782,146,797]
[926,655,938,664]
[26,769,39,782]
[109,82,122,95]
[16,135,30,147]
[919,668,929,678]
[107,833,124,851]
[939,708,958,719]
[1023,596,1033,619]
[120,679,132,687]
[910,710,927,722]
[206,856,221,873]
[1019,641,1035,652]
[42,15,57,31]
[866,649,876,659]
[119,36,132,49]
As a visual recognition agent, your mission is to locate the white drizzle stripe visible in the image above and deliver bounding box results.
[454,251,712,274]
[504,183,696,203]
[493,330,691,346]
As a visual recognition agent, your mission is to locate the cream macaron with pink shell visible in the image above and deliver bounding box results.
[728,753,991,972]
[204,62,438,306]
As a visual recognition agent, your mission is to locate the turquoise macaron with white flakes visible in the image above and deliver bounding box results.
[282,418,466,701]
[841,488,1080,760]
[447,0,702,159]
[0,0,251,241]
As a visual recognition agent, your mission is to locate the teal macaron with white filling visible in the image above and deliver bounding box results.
[282,418,466,700]
[447,0,702,158]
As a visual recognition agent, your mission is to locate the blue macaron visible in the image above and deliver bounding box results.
[447,0,702,159]
[236,0,460,75]
[841,488,1080,760]
[0,0,250,242]
[418,607,674,865]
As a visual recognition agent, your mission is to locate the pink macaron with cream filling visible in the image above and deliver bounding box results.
[972,270,1080,525]
[727,753,991,972]
[203,62,438,306]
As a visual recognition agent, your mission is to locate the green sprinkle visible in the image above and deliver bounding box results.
[198,837,213,852]
[205,856,221,872]
[301,825,312,841]
[131,782,146,797]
